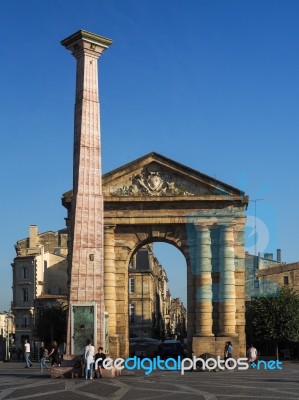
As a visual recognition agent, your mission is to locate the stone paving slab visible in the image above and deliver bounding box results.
[4,382,65,399]
[78,381,120,396]
[0,361,299,400]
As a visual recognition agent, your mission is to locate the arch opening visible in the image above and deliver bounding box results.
[127,241,187,360]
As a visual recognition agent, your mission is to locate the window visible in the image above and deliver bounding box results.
[283,276,289,285]
[22,267,28,279]
[129,303,135,323]
[22,288,29,303]
[129,278,135,294]
[22,315,29,328]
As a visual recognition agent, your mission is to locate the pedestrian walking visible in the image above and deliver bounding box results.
[227,341,233,367]
[84,339,95,379]
[247,344,258,367]
[224,341,229,362]
[48,341,61,367]
[24,339,32,368]
[40,341,50,372]
[95,346,106,378]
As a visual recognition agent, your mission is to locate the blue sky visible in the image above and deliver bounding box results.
[1,0,299,310]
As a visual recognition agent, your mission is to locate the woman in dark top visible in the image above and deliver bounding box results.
[48,341,61,367]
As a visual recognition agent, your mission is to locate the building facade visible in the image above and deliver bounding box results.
[168,298,187,339]
[245,250,282,300]
[257,261,299,293]
[11,225,68,349]
[0,312,14,361]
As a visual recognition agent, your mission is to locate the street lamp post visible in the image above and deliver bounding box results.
[249,199,264,256]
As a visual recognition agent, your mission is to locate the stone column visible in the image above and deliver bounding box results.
[195,224,213,337]
[61,30,112,354]
[187,261,196,353]
[218,224,237,336]
[104,225,119,357]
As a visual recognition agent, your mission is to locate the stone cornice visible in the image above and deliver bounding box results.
[61,30,112,48]
[257,262,299,277]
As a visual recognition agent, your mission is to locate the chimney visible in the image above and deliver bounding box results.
[264,253,273,260]
[29,225,38,249]
[277,249,281,263]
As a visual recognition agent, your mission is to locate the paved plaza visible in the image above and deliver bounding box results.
[0,361,299,400]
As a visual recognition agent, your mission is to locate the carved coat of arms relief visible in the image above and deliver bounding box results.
[112,164,195,197]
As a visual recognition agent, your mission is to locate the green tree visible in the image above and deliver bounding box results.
[35,302,67,347]
[251,286,299,359]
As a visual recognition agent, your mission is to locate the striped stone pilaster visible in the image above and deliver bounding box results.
[218,224,237,336]
[195,224,213,337]
[104,225,119,357]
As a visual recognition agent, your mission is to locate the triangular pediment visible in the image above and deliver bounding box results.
[103,152,245,199]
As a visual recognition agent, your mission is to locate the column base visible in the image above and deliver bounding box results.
[108,334,120,359]
[217,332,238,337]
[194,333,215,337]
[192,335,215,356]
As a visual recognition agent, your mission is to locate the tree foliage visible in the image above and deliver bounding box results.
[250,286,299,357]
[35,302,68,347]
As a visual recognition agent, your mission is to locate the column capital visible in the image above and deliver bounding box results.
[218,223,235,231]
[61,30,112,59]
[104,224,116,233]
[194,221,214,231]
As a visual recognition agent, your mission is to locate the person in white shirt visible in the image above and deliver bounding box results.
[247,344,258,367]
[24,339,32,368]
[84,339,95,379]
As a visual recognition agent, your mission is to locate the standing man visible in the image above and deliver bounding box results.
[95,347,106,378]
[247,344,258,368]
[24,339,32,368]
[84,339,95,379]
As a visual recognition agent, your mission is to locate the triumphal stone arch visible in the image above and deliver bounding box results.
[63,152,248,358]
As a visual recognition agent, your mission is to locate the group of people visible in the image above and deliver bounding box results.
[26,337,258,375]
[224,341,258,367]
[39,340,62,371]
[24,338,105,377]
[23,339,64,371]
[84,339,106,379]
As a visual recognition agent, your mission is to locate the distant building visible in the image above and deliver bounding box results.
[246,248,299,299]
[257,261,299,292]
[169,298,187,339]
[11,225,68,349]
[0,311,14,361]
[245,250,282,300]
[128,245,186,339]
